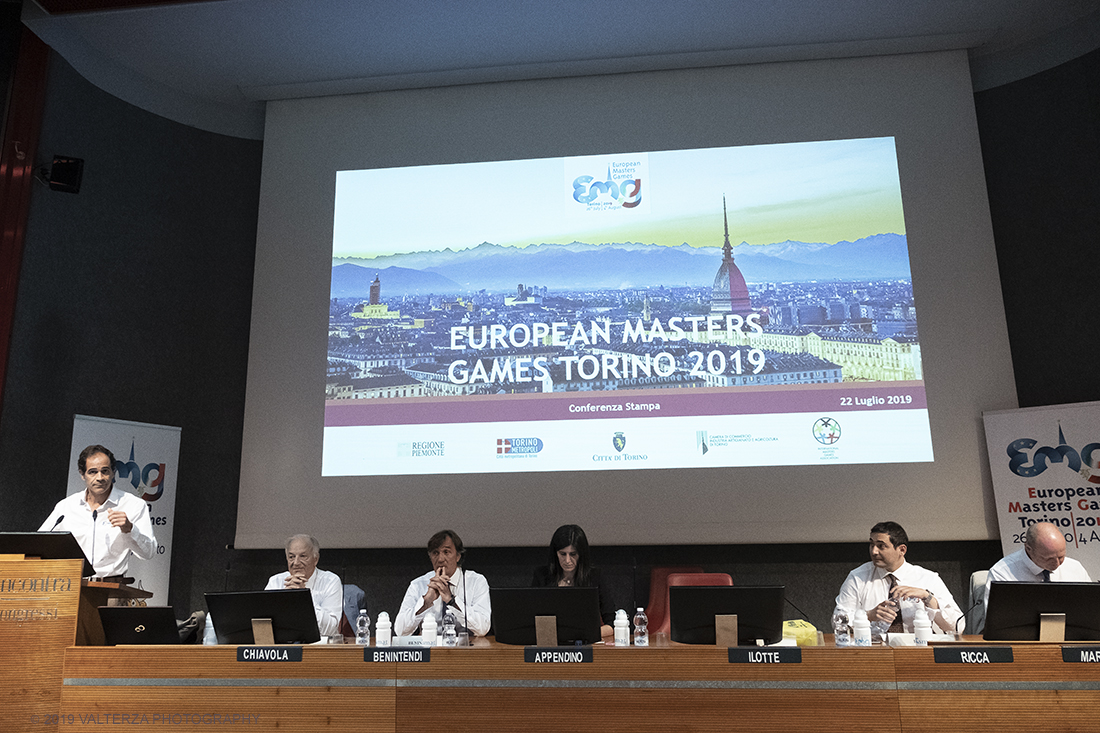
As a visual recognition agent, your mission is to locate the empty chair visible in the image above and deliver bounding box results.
[968,570,989,635]
[338,583,367,639]
[644,566,703,636]
[656,572,734,636]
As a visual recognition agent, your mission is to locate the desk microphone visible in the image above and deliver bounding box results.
[956,599,983,635]
[783,595,811,621]
[90,510,98,575]
[49,515,65,530]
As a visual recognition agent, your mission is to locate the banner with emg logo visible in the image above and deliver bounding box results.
[983,401,1100,579]
[69,415,181,604]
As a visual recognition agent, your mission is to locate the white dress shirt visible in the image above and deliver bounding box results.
[835,560,963,633]
[39,487,157,578]
[984,548,1093,609]
[394,567,491,637]
[265,567,344,636]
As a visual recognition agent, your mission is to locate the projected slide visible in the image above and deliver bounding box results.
[323,138,931,476]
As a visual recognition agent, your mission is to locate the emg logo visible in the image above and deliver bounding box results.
[572,169,642,208]
[1007,436,1100,481]
[114,441,167,502]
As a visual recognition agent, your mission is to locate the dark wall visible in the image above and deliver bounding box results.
[1,40,1094,633]
[0,4,20,101]
[974,47,1100,409]
[0,52,261,616]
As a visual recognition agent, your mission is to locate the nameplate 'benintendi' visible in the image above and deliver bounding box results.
[368,648,430,662]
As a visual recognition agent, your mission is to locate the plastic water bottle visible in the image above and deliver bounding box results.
[632,607,649,647]
[202,614,218,646]
[913,603,932,646]
[375,611,391,647]
[355,609,371,645]
[852,609,872,647]
[613,609,630,646]
[422,614,437,645]
[831,607,852,647]
[442,611,457,646]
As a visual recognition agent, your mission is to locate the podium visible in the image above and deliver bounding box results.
[1,557,82,732]
[77,579,155,646]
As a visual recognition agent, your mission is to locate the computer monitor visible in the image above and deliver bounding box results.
[983,581,1100,642]
[490,587,602,645]
[204,589,321,644]
[99,606,181,645]
[0,531,94,576]
[669,585,785,645]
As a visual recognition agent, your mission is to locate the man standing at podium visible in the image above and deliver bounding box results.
[836,521,962,634]
[39,444,156,580]
[984,522,1092,609]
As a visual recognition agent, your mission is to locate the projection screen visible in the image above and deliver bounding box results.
[237,49,1016,549]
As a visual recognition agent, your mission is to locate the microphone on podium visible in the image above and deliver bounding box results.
[48,515,65,530]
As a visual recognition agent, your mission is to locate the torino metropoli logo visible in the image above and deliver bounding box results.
[496,438,544,457]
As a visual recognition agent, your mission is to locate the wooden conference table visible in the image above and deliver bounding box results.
[53,636,1100,732]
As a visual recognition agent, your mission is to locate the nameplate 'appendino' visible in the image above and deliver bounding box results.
[524,647,593,663]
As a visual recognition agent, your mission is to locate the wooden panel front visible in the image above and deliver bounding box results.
[894,644,1100,732]
[59,646,396,732]
[2,559,82,733]
[396,643,900,733]
[56,641,1100,732]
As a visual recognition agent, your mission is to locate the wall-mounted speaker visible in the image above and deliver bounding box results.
[48,156,83,193]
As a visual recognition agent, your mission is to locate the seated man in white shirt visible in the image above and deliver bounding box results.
[984,522,1093,610]
[39,444,157,580]
[394,529,491,638]
[205,534,342,644]
[265,534,343,637]
[835,521,963,634]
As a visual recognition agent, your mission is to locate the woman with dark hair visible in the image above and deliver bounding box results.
[531,524,615,636]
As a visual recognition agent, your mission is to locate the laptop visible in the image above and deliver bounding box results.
[490,586,602,645]
[99,606,182,645]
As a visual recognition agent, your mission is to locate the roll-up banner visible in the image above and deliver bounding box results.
[983,401,1100,579]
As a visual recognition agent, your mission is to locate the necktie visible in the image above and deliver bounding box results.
[1042,569,1051,582]
[886,573,904,632]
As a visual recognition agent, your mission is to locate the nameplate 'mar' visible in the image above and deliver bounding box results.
[729,647,802,664]
[368,648,430,663]
[236,646,302,662]
[933,647,1012,664]
[1062,647,1100,663]
[524,647,593,663]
